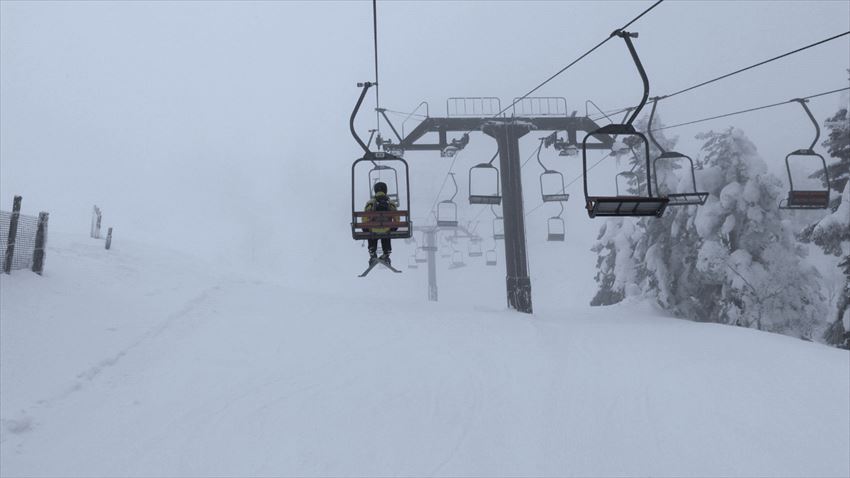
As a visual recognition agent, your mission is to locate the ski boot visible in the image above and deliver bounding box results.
[379,252,391,267]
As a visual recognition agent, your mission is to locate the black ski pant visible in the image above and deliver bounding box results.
[368,238,392,255]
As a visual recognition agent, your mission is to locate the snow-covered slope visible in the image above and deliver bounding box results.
[1,234,848,477]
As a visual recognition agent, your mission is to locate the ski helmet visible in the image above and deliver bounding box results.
[374,181,388,194]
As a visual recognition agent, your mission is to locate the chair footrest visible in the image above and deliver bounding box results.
[665,192,709,206]
[586,196,669,218]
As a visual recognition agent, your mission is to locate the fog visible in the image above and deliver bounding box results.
[2,0,848,284]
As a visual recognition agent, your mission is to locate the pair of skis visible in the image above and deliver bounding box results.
[358,257,402,277]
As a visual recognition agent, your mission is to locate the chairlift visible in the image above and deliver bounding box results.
[547,202,566,242]
[469,150,501,205]
[780,98,831,210]
[352,153,412,239]
[350,81,412,240]
[491,205,505,240]
[647,99,708,206]
[407,255,418,269]
[537,139,570,202]
[449,250,466,269]
[581,31,668,218]
[468,241,483,257]
[440,245,452,258]
[485,249,497,266]
[437,173,460,227]
[415,247,427,263]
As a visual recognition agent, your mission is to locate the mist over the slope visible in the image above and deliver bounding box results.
[1,1,848,295]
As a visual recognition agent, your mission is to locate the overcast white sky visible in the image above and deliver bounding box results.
[1,0,848,272]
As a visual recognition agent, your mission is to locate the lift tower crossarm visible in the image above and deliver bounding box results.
[395,116,613,152]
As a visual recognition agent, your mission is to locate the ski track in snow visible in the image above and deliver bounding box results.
[1,235,848,477]
[0,284,223,447]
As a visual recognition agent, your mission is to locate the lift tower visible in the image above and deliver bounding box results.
[377,98,612,313]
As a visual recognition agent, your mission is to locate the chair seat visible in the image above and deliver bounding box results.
[586,196,669,218]
[437,220,459,227]
[469,195,502,205]
[547,233,565,242]
[783,190,829,209]
[542,193,570,202]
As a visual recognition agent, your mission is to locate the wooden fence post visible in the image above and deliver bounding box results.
[4,196,22,275]
[32,212,49,275]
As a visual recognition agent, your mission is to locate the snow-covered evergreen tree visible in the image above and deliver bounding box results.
[805,184,850,347]
[798,96,850,347]
[590,216,655,305]
[688,128,826,336]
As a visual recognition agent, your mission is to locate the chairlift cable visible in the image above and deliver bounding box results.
[372,0,381,134]
[497,0,665,119]
[662,31,849,101]
[593,31,850,122]
[651,86,849,132]
[427,1,664,222]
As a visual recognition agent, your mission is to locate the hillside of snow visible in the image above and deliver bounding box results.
[1,233,848,477]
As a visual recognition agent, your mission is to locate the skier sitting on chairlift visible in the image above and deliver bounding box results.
[364,181,397,266]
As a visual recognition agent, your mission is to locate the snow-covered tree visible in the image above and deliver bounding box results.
[590,218,640,306]
[798,96,850,347]
[810,105,849,210]
[687,128,826,336]
[799,183,850,347]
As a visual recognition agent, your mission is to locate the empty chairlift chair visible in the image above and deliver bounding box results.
[468,239,483,257]
[469,150,502,205]
[581,30,668,219]
[407,255,418,269]
[415,247,427,264]
[647,98,708,206]
[437,173,460,227]
[536,139,570,202]
[449,250,466,269]
[491,205,505,240]
[485,249,497,266]
[780,99,831,210]
[547,201,566,242]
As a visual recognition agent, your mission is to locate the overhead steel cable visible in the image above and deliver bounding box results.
[424,0,665,227]
[501,0,665,118]
[372,0,381,134]
[592,30,850,122]
[652,86,849,132]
